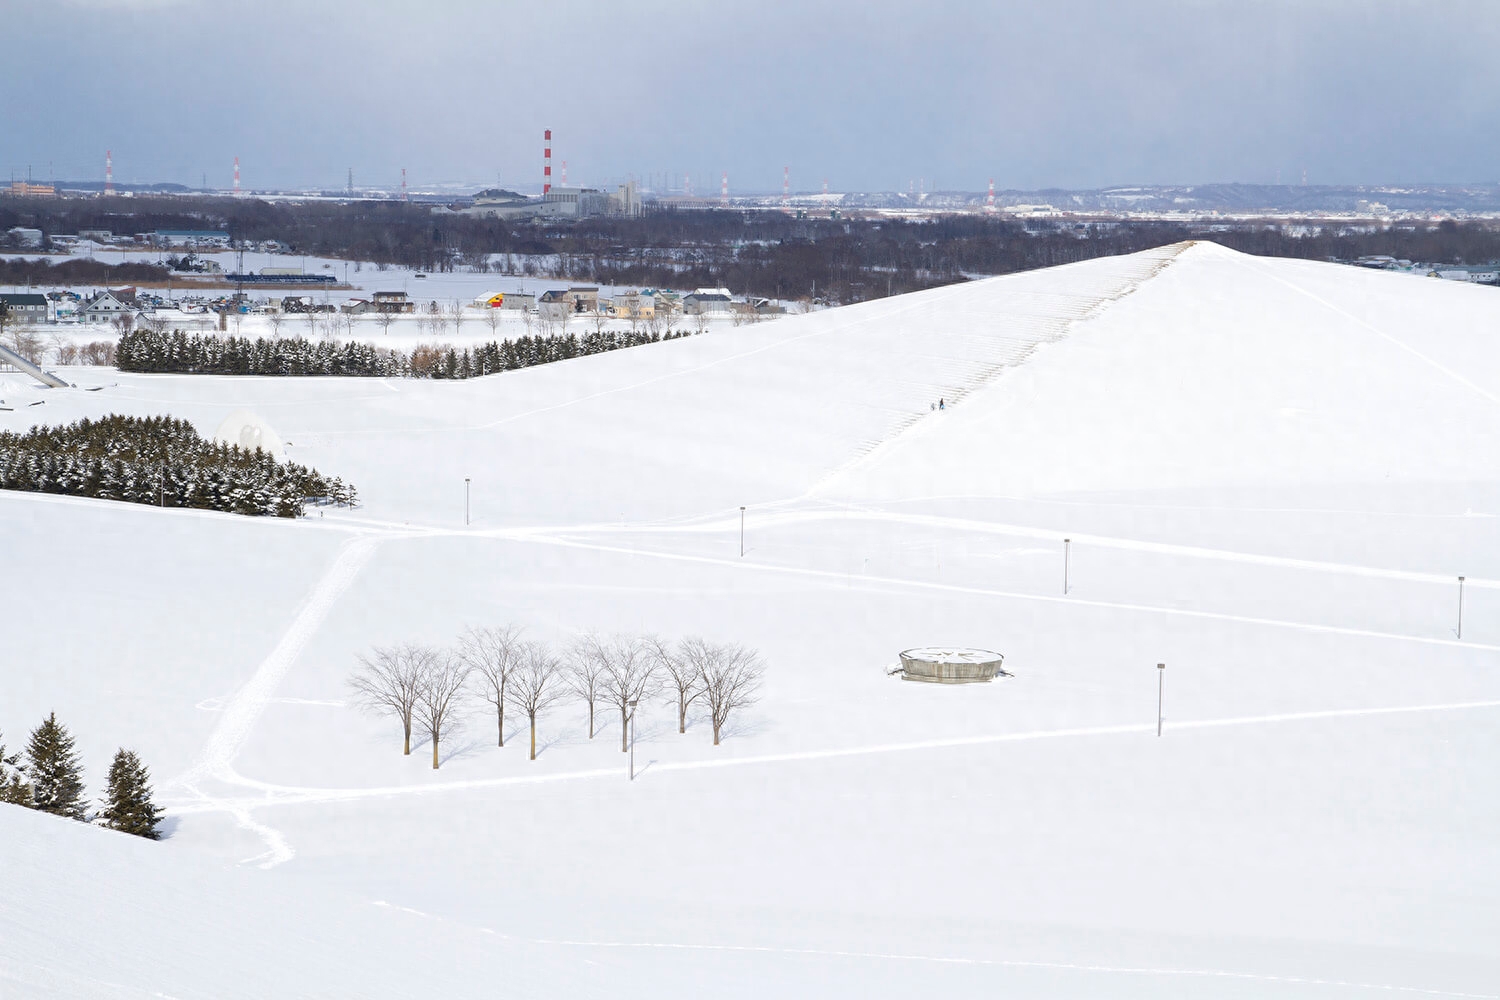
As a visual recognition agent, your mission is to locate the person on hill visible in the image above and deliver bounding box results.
[938,398,946,410]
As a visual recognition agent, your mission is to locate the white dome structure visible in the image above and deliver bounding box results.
[213,409,285,458]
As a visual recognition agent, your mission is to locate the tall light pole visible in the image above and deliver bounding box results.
[1064,538,1071,594]
[739,505,746,557]
[464,477,471,526]
[1457,576,1465,639]
[1157,662,1165,737]
[627,698,639,781]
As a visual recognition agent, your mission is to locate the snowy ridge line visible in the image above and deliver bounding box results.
[545,506,1500,590]
[875,490,1500,520]
[158,700,1500,815]
[1239,252,1500,409]
[811,243,1190,491]
[528,939,1499,1000]
[518,532,1500,651]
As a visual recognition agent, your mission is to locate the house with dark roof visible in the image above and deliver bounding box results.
[0,293,49,323]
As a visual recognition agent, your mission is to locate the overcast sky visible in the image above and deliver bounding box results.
[4,0,1498,194]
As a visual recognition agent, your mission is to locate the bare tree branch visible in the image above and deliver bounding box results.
[348,644,427,755]
[698,641,765,746]
[415,649,471,770]
[654,635,706,735]
[598,634,660,752]
[458,625,525,748]
[512,641,566,761]
[566,633,610,739]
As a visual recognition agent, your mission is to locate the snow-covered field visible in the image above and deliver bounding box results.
[3,241,1498,998]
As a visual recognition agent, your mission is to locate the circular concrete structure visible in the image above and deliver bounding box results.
[897,647,1006,684]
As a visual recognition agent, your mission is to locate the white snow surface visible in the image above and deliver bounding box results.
[3,241,1499,998]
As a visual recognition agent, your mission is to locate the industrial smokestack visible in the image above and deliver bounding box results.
[986,178,994,212]
[721,172,728,207]
[234,156,241,195]
[782,166,789,211]
[561,160,568,186]
[543,129,552,194]
[401,168,408,202]
[105,149,114,196]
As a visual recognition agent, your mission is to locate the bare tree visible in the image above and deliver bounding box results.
[449,299,467,335]
[415,650,470,769]
[484,303,502,336]
[566,634,610,739]
[458,625,524,747]
[348,644,429,755]
[521,307,535,337]
[599,634,659,752]
[512,642,566,760]
[655,636,706,735]
[376,308,395,336]
[698,641,765,746]
[267,309,284,336]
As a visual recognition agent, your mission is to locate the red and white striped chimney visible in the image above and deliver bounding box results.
[721,172,728,207]
[543,129,552,194]
[986,178,995,212]
[234,156,241,195]
[105,149,114,195]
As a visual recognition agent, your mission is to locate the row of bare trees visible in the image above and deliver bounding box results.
[349,629,764,769]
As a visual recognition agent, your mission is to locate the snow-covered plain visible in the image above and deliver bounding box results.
[3,241,1499,997]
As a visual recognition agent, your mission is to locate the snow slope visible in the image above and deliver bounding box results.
[2,243,1498,998]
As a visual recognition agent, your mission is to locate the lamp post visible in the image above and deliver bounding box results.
[739,505,746,557]
[1457,576,1465,639]
[1064,538,1071,595]
[464,477,471,526]
[627,698,639,781]
[1157,663,1165,737]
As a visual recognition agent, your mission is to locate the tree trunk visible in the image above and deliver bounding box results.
[529,716,537,761]
[678,696,687,735]
[620,705,629,752]
[403,721,411,755]
[588,702,594,739]
[432,728,440,769]
[495,704,504,747]
[498,686,505,748]
[712,719,721,746]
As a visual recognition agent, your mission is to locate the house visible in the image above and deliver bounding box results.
[78,290,135,322]
[538,289,572,322]
[610,291,655,320]
[137,307,219,332]
[566,286,600,313]
[0,293,49,323]
[370,291,415,314]
[6,227,44,247]
[683,288,734,315]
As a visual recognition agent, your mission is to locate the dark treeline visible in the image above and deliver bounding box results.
[116,326,696,379]
[6,194,1500,305]
[0,414,355,516]
[0,256,170,286]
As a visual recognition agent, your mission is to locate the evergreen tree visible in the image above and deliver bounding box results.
[0,731,32,807]
[25,713,87,820]
[100,748,164,840]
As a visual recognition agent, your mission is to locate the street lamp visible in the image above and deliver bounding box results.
[1063,538,1071,594]
[465,477,471,526]
[1157,663,1165,737]
[1457,576,1466,639]
[739,506,746,557]
[627,698,639,781]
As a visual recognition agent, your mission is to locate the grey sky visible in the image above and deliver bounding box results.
[4,0,1498,193]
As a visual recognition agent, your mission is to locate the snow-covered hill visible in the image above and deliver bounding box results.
[3,243,1497,998]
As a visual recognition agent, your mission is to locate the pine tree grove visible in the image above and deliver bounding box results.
[25,713,87,820]
[0,414,356,517]
[116,327,696,379]
[101,748,164,840]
